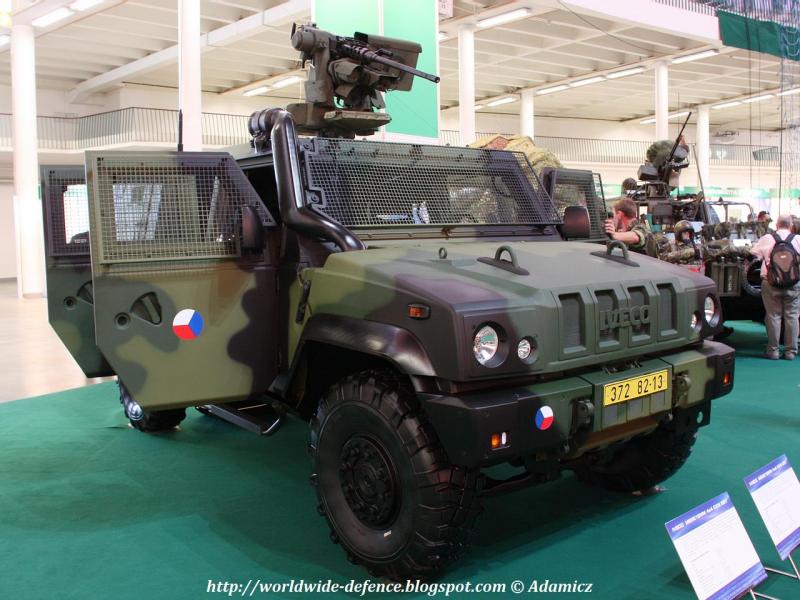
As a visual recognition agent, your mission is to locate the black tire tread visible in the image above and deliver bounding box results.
[310,370,482,581]
[573,417,698,493]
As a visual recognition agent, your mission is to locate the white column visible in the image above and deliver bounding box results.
[696,104,710,189]
[11,23,44,297]
[654,60,669,140]
[457,24,475,146]
[178,0,202,151]
[520,89,535,139]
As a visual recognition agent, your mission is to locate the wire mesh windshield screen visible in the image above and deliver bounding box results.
[302,139,561,228]
[88,152,274,264]
[42,166,91,258]
[548,169,608,239]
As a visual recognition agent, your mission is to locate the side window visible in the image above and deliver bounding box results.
[112,183,162,242]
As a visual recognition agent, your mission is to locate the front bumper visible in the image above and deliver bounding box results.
[419,340,735,468]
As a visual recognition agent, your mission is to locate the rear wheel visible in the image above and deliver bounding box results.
[310,370,482,581]
[119,381,186,433]
[572,408,700,493]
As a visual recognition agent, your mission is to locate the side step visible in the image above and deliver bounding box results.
[198,399,285,436]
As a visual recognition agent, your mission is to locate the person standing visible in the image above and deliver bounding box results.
[750,214,800,360]
[603,198,656,256]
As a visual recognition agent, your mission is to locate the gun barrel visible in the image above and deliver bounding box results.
[339,43,440,83]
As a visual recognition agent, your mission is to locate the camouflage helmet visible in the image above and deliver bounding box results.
[674,220,694,243]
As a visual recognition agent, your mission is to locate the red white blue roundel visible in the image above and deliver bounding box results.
[535,406,554,431]
[172,309,204,340]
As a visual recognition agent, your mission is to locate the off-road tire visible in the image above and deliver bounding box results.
[310,370,482,581]
[572,411,699,493]
[119,381,186,433]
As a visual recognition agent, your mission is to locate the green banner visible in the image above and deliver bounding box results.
[718,10,798,60]
[313,0,439,139]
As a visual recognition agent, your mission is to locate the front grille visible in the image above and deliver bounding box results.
[596,290,619,344]
[658,284,677,334]
[628,286,651,341]
[301,138,561,228]
[559,293,585,352]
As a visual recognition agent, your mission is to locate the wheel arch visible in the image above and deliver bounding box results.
[284,314,438,419]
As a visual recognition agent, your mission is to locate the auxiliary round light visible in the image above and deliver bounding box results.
[704,295,718,325]
[473,325,499,366]
[517,338,532,360]
[690,312,700,331]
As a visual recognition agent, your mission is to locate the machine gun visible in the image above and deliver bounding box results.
[632,113,697,227]
[275,23,439,139]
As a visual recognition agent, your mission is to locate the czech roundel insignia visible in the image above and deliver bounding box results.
[535,406,554,431]
[172,309,204,340]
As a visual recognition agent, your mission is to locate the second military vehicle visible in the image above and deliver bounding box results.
[42,24,735,581]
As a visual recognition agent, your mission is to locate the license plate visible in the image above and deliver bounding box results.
[603,370,670,406]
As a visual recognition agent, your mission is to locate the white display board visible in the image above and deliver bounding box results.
[666,492,767,600]
[744,454,800,561]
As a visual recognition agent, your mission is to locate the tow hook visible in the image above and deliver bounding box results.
[572,399,594,432]
[674,373,691,405]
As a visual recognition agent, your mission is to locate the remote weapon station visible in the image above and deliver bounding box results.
[42,24,735,580]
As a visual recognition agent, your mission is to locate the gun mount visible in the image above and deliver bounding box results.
[250,23,439,142]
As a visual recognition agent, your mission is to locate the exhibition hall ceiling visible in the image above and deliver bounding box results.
[0,0,787,130]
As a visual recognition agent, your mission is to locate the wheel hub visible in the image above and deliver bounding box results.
[339,436,398,528]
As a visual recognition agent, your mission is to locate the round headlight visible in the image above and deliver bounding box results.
[704,295,718,325]
[473,325,499,366]
[517,338,531,360]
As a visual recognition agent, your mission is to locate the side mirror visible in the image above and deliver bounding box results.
[561,205,591,239]
[241,205,265,251]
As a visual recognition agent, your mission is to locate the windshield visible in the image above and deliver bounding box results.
[301,138,561,228]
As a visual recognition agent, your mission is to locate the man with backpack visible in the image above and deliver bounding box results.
[751,214,800,360]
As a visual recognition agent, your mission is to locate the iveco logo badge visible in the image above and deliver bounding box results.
[599,306,651,331]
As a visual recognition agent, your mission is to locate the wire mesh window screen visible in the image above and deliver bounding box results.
[302,139,561,228]
[549,170,608,239]
[42,166,91,257]
[90,153,275,264]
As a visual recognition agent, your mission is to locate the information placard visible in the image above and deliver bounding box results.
[744,454,800,560]
[666,492,767,600]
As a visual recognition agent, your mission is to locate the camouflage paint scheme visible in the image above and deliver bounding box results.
[44,142,733,468]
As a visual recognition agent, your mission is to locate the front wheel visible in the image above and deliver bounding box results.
[571,408,700,493]
[119,381,186,433]
[310,370,482,581]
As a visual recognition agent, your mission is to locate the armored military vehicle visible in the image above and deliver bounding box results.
[42,25,734,581]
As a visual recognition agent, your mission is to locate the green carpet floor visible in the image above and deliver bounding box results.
[1,321,798,599]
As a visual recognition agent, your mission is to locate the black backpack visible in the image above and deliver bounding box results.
[767,233,800,288]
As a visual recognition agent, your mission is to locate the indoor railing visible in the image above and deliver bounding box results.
[438,130,783,168]
[0,108,786,170]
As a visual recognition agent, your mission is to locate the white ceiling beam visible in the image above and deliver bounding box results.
[558,0,721,45]
[67,0,310,102]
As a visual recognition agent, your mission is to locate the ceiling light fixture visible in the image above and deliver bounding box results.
[569,76,606,88]
[270,75,302,89]
[0,34,8,46]
[606,67,645,79]
[438,32,448,42]
[711,100,742,110]
[476,8,531,29]
[243,86,270,97]
[70,0,105,11]
[487,96,516,107]
[778,88,800,97]
[669,111,690,119]
[32,7,73,27]
[474,104,484,110]
[671,49,719,64]
[536,84,568,95]
[640,117,656,125]
[742,94,773,103]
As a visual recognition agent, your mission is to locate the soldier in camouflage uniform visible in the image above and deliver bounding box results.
[469,135,562,176]
[604,197,656,256]
[660,220,701,264]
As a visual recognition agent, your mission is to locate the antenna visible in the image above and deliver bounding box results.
[177,109,184,152]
